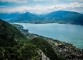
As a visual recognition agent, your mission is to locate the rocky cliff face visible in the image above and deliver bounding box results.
[38,49,50,60]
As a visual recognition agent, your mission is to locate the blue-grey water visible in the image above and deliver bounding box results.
[15,23,83,49]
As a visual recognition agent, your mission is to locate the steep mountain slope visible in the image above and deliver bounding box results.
[0,19,83,60]
[0,19,59,60]
[0,19,40,60]
[0,19,27,47]
[10,10,83,25]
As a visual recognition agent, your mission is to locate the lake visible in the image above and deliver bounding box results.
[15,23,83,49]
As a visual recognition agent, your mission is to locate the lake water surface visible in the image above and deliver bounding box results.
[15,23,83,49]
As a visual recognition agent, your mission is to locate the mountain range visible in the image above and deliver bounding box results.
[0,10,83,25]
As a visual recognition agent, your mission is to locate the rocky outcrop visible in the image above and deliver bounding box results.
[37,49,50,60]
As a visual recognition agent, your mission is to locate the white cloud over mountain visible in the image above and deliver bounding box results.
[0,0,83,14]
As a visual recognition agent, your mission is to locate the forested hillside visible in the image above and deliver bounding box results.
[0,19,40,60]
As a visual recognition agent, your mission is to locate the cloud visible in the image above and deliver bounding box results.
[69,0,83,3]
[55,2,82,9]
[0,2,83,14]
[0,0,27,3]
[0,5,55,14]
[33,0,57,2]
[0,0,57,3]
[0,0,83,3]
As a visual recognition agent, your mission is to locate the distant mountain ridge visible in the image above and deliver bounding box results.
[0,10,83,25]
[0,12,22,21]
[44,10,83,25]
[11,12,38,22]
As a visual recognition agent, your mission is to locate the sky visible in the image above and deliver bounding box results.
[0,0,83,14]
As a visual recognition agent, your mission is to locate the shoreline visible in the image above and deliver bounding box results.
[11,22,83,26]
[13,23,83,49]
